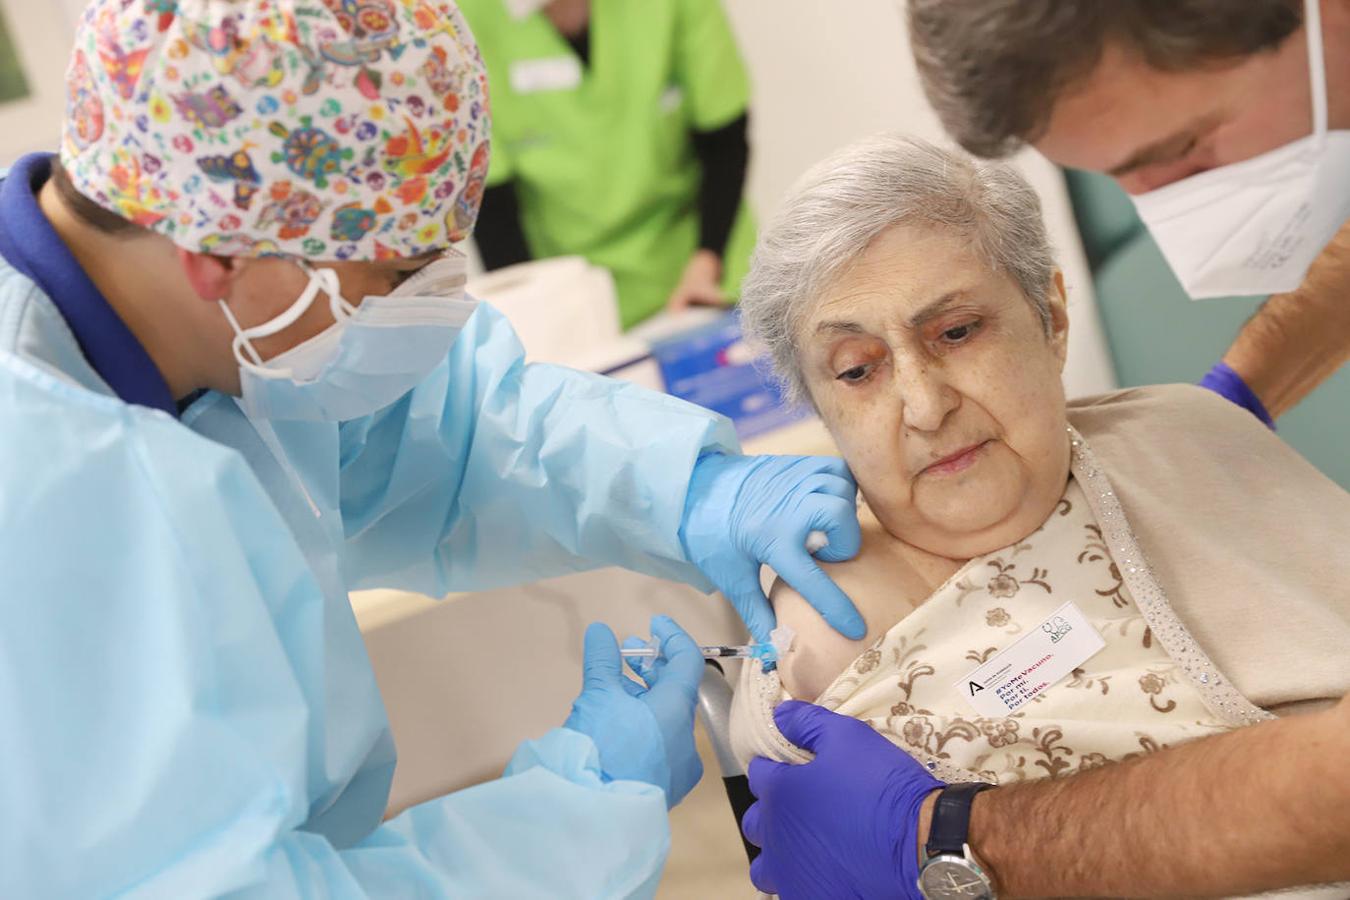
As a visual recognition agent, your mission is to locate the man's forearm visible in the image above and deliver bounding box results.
[966,696,1350,898]
[1222,232,1350,419]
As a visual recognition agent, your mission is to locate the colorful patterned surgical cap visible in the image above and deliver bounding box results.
[61,0,492,261]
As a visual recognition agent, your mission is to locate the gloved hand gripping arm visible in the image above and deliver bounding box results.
[680,453,866,643]
[741,701,944,899]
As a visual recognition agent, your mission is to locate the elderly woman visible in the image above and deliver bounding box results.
[729,135,1349,880]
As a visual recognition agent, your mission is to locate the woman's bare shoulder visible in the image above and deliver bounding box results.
[771,521,925,702]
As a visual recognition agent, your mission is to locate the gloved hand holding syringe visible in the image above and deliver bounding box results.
[623,530,825,665]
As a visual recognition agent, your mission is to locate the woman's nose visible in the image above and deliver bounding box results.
[896,363,959,432]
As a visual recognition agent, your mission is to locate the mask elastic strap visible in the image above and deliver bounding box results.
[304,262,359,321]
[1307,0,1329,144]
[219,264,354,373]
[218,300,266,367]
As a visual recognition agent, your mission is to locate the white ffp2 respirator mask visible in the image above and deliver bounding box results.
[1130,0,1350,299]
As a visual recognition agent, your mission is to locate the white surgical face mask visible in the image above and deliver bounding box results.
[219,250,477,423]
[1130,0,1350,298]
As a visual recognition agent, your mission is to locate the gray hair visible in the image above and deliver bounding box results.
[907,0,1301,159]
[740,133,1055,405]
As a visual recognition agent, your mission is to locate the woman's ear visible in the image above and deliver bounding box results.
[175,247,240,303]
[1047,269,1070,370]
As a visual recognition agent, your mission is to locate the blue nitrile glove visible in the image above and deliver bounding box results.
[742,701,945,899]
[1199,360,1275,429]
[563,615,704,807]
[680,453,865,643]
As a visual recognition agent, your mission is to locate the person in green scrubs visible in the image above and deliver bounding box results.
[461,0,757,328]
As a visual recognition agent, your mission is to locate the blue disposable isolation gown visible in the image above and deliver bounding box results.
[0,155,738,898]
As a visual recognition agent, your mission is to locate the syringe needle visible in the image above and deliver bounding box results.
[620,644,768,661]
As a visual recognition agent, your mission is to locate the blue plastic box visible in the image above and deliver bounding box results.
[649,311,811,440]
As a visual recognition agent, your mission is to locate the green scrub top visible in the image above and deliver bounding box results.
[461,0,757,328]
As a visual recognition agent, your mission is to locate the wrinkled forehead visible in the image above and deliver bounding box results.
[795,223,999,340]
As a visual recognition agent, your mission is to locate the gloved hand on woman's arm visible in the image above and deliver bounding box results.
[742,701,944,899]
[681,453,866,644]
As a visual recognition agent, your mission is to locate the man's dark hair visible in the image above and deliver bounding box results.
[49,158,143,236]
[907,0,1304,158]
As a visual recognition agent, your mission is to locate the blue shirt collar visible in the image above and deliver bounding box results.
[0,153,177,417]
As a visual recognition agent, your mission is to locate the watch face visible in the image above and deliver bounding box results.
[919,857,991,899]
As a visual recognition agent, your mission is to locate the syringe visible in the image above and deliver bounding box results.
[621,643,776,661]
[621,626,796,666]
[617,533,822,669]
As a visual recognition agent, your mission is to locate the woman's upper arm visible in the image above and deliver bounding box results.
[771,575,872,701]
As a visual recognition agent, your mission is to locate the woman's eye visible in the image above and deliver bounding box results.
[836,364,871,383]
[939,321,979,344]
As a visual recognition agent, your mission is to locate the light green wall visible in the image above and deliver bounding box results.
[1065,169,1349,488]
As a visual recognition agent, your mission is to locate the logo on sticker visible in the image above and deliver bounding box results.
[1041,615,1072,643]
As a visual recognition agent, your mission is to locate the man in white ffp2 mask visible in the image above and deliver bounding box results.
[909,0,1350,428]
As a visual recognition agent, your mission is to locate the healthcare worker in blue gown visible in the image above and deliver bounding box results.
[0,1,865,896]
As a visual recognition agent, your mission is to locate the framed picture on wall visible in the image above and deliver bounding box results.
[0,0,74,163]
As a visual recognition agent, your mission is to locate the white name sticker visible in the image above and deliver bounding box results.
[957,601,1105,718]
[510,56,583,94]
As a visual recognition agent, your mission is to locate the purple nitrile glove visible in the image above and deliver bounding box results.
[742,700,944,898]
[1199,361,1275,429]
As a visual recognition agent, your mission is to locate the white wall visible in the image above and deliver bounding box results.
[55,0,88,27]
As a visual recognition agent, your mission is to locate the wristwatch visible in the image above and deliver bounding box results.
[916,782,997,900]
